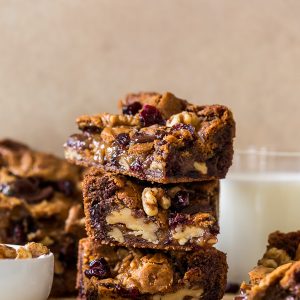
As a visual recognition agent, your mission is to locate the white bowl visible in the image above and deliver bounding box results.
[0,244,54,300]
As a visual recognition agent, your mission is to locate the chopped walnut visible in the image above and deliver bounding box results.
[118,156,131,170]
[280,261,300,294]
[0,244,17,259]
[158,195,171,210]
[117,253,173,294]
[16,247,32,259]
[78,113,140,130]
[258,247,291,269]
[166,111,200,128]
[0,242,50,260]
[249,263,292,298]
[193,162,208,174]
[25,242,49,258]
[249,265,275,285]
[65,203,84,233]
[142,187,171,216]
[142,188,158,216]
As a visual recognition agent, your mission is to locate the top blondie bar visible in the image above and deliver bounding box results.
[65,92,235,183]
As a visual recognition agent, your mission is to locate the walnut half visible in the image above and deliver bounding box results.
[142,188,171,216]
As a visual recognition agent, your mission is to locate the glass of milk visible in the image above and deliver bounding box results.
[217,148,300,284]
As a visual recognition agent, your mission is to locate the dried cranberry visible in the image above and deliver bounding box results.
[56,180,74,196]
[115,133,130,148]
[84,258,111,279]
[130,160,143,173]
[116,285,140,299]
[122,101,142,115]
[171,123,195,135]
[172,191,190,211]
[139,105,165,127]
[169,213,188,228]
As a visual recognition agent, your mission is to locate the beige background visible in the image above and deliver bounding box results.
[1,0,300,156]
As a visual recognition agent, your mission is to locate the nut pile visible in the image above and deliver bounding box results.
[0,242,49,259]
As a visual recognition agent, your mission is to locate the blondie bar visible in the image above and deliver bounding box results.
[65,92,235,183]
[83,168,219,250]
[77,238,227,300]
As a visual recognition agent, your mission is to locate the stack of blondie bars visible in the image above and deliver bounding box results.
[65,92,235,299]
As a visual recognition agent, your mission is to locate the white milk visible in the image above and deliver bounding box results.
[217,172,300,283]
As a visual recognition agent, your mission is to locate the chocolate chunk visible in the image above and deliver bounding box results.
[172,191,190,211]
[56,180,74,196]
[122,101,142,116]
[115,133,130,148]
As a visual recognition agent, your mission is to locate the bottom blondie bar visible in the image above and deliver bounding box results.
[238,231,300,300]
[77,238,227,300]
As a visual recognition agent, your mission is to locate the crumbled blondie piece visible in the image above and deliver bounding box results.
[25,242,49,257]
[0,242,49,259]
[0,244,17,259]
[239,231,300,299]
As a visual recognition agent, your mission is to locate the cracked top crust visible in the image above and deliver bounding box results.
[77,92,235,135]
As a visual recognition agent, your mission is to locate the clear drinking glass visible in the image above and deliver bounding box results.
[217,148,300,283]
